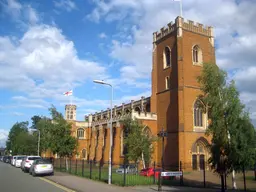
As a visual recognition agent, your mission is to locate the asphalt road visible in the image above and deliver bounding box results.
[0,162,69,192]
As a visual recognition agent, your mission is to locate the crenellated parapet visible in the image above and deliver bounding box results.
[153,16,214,46]
[87,96,157,127]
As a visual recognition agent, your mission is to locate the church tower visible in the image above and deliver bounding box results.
[151,16,215,168]
[65,104,77,121]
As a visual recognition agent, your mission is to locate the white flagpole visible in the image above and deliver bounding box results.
[180,0,183,17]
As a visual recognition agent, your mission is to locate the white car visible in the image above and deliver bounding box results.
[29,159,54,176]
[11,156,17,166]
[15,156,26,168]
[21,156,41,172]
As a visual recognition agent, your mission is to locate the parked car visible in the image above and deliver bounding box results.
[29,159,54,176]
[15,156,26,168]
[116,164,137,174]
[21,156,41,172]
[3,156,11,163]
[11,156,17,166]
[140,167,171,179]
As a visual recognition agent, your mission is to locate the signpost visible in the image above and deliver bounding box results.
[157,128,168,191]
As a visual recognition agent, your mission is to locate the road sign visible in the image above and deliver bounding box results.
[161,171,182,177]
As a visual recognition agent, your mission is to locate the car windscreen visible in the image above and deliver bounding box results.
[28,157,41,160]
[17,157,24,160]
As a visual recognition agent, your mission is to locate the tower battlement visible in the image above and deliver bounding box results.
[153,16,214,43]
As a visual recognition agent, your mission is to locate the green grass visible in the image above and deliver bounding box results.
[54,162,187,187]
[54,165,162,186]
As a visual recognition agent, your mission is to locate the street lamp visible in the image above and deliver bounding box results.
[30,129,40,156]
[93,80,113,185]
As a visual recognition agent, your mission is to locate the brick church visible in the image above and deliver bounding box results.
[48,16,215,171]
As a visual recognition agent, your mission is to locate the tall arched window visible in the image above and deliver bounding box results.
[192,45,203,64]
[163,47,171,68]
[81,149,86,159]
[193,100,204,127]
[77,128,85,139]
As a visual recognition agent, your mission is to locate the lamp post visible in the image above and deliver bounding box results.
[30,129,40,156]
[93,80,113,185]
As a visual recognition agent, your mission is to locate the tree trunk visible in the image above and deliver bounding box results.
[221,174,225,192]
[66,157,69,171]
[141,152,145,169]
[232,169,237,189]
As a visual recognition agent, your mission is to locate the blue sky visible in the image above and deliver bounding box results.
[0,0,256,147]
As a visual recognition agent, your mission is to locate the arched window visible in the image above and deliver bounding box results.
[192,45,203,64]
[135,107,141,114]
[165,76,170,89]
[163,47,171,68]
[193,100,205,128]
[77,128,85,139]
[81,149,86,159]
[117,111,122,117]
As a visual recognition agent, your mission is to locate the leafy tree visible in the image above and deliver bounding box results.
[36,117,52,154]
[15,131,37,155]
[6,121,29,154]
[121,117,156,168]
[30,115,42,130]
[6,121,37,155]
[198,63,256,192]
[48,105,77,158]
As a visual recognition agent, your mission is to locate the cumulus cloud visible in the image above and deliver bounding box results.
[0,24,107,102]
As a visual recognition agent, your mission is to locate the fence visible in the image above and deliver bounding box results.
[49,158,256,191]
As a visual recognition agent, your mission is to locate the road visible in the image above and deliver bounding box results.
[0,162,72,192]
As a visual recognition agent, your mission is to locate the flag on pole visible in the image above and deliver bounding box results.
[63,90,73,96]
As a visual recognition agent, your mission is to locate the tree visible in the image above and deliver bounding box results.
[6,121,37,155]
[30,115,42,130]
[121,117,156,168]
[36,117,52,155]
[198,63,256,192]
[48,105,77,158]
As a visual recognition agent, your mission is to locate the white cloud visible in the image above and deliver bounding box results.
[54,0,76,12]
[99,32,107,39]
[0,24,108,109]
[0,129,8,147]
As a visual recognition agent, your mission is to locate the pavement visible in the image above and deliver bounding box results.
[0,162,68,192]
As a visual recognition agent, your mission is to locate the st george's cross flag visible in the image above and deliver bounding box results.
[63,90,73,96]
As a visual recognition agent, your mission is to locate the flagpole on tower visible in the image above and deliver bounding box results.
[180,0,183,17]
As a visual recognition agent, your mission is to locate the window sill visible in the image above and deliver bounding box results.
[193,127,206,132]
[193,62,203,66]
[163,66,171,70]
